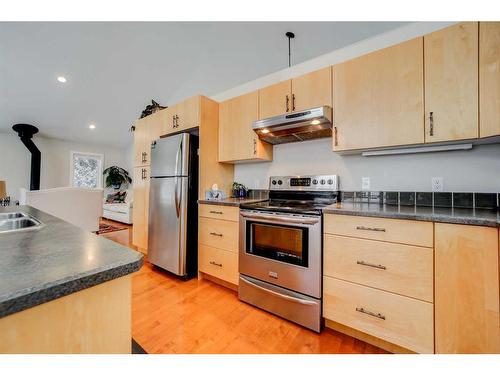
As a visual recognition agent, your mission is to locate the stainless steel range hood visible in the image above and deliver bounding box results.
[253,106,332,145]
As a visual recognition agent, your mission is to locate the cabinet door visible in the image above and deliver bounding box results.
[291,67,332,112]
[219,91,272,163]
[424,22,479,143]
[480,22,500,138]
[159,106,178,136]
[146,110,164,157]
[258,80,292,119]
[133,119,149,167]
[435,223,500,353]
[333,37,424,151]
[132,166,150,252]
[176,96,200,131]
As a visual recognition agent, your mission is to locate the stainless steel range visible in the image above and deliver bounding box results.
[238,175,339,332]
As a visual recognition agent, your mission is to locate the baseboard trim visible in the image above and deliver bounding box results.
[198,272,238,291]
[324,319,415,354]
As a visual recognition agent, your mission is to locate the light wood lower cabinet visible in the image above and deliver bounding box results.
[198,244,239,285]
[199,204,240,222]
[323,277,434,353]
[132,166,150,252]
[435,223,500,353]
[324,214,500,354]
[198,204,239,286]
[199,217,238,252]
[324,214,434,248]
[324,234,433,302]
[0,276,132,354]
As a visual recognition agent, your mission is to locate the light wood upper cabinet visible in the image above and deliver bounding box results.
[159,106,177,136]
[133,118,149,167]
[219,91,273,163]
[132,166,150,252]
[160,95,201,136]
[291,67,332,112]
[258,67,332,120]
[424,22,479,143]
[176,96,200,131]
[333,37,424,151]
[259,80,292,119]
[435,223,500,353]
[480,22,500,138]
[134,111,164,167]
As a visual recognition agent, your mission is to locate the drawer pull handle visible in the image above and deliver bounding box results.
[210,261,222,267]
[209,210,223,215]
[209,232,223,237]
[356,307,385,320]
[356,260,386,270]
[356,226,386,232]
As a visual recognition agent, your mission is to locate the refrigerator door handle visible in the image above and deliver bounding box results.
[174,135,183,177]
[174,176,181,218]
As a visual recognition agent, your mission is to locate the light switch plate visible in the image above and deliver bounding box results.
[432,177,444,192]
[361,177,370,191]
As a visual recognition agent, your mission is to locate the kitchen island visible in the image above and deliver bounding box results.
[0,206,143,354]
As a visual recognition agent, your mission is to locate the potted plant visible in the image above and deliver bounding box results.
[103,166,132,189]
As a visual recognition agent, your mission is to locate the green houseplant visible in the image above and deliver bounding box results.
[103,166,132,189]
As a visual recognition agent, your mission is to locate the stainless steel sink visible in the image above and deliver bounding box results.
[0,212,26,220]
[0,213,43,234]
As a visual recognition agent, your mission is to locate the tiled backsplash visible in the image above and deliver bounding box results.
[341,191,499,210]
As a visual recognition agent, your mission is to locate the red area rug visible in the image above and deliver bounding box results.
[95,223,128,235]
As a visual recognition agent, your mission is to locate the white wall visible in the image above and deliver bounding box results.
[0,133,130,201]
[234,139,500,193]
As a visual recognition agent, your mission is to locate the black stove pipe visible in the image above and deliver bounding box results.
[12,124,41,191]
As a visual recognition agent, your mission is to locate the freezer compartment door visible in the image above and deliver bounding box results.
[148,176,189,275]
[150,133,190,177]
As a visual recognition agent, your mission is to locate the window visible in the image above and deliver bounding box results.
[70,152,104,188]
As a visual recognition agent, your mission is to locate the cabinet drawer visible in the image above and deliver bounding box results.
[324,235,433,302]
[199,217,239,252]
[199,245,238,285]
[324,214,433,247]
[323,277,434,353]
[199,204,239,222]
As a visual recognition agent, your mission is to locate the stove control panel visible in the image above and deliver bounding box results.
[269,175,338,191]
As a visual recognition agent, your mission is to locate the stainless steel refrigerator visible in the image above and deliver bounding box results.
[148,132,198,277]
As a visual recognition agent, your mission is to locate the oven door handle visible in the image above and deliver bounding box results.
[240,276,317,306]
[240,212,320,225]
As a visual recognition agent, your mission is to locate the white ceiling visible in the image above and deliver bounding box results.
[0,22,410,148]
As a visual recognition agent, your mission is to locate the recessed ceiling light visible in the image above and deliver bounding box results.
[57,76,67,83]
[261,129,270,134]
[89,124,96,129]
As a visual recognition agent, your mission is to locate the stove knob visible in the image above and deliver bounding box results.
[271,180,277,185]
[320,179,326,185]
[277,180,283,185]
[327,179,334,185]
[312,179,318,185]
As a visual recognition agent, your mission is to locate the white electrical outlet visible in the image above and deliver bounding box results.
[361,177,370,191]
[432,177,444,192]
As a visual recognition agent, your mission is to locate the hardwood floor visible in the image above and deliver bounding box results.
[99,218,387,354]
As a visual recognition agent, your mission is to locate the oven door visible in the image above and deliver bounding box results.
[239,210,321,298]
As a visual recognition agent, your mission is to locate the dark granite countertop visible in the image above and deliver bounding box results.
[323,202,500,227]
[0,206,143,318]
[198,198,268,207]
